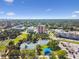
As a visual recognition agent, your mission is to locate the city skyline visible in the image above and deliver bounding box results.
[0,0,79,19]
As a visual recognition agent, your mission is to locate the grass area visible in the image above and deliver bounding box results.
[0,40,11,51]
[0,46,6,51]
[0,33,29,51]
[41,45,48,54]
[13,33,29,44]
[41,45,48,50]
[55,50,67,55]
[61,39,79,44]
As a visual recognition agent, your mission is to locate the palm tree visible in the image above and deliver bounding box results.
[5,41,20,59]
[36,45,42,55]
[47,40,60,51]
[57,50,68,59]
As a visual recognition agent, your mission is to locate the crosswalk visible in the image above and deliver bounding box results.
[0,56,9,59]
[0,56,50,59]
[0,56,21,59]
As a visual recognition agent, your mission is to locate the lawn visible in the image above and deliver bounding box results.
[13,33,29,44]
[0,40,11,51]
[41,45,48,54]
[41,45,48,50]
[0,33,29,51]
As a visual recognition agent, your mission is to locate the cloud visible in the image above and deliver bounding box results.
[74,11,79,13]
[46,9,52,12]
[73,11,79,14]
[72,14,77,18]
[6,12,15,16]
[4,0,14,4]
[71,11,79,18]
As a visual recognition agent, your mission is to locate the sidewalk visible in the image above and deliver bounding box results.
[38,55,50,59]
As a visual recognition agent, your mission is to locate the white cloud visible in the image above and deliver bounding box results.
[73,11,79,14]
[6,12,15,16]
[74,11,79,13]
[72,14,77,18]
[4,0,14,4]
[71,11,79,18]
[46,9,52,12]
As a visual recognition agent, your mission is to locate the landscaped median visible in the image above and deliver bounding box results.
[61,39,79,44]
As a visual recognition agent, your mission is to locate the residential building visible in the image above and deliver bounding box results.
[37,24,46,33]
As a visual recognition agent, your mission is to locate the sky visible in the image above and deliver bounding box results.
[0,0,79,19]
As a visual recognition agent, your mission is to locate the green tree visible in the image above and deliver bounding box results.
[57,50,68,59]
[50,52,57,59]
[47,40,60,51]
[36,45,42,55]
[5,41,20,59]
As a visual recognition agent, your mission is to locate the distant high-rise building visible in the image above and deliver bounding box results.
[37,24,45,33]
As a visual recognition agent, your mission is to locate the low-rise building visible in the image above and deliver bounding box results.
[12,25,25,30]
[55,29,79,40]
[27,26,37,33]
